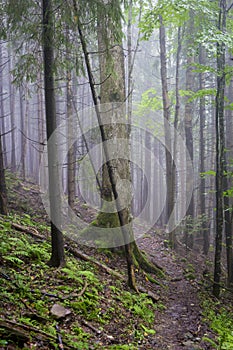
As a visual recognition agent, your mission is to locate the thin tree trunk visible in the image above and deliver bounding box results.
[224,51,233,286]
[37,68,45,183]
[0,42,7,168]
[144,131,151,222]
[23,87,29,179]
[170,26,182,248]
[0,132,7,215]
[42,0,65,267]
[127,0,133,129]
[67,77,76,210]
[19,85,26,179]
[159,16,175,240]
[66,30,76,210]
[224,146,233,286]
[213,0,226,298]
[184,13,195,249]
[199,45,209,255]
[8,50,16,172]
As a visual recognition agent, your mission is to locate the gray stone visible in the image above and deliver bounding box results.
[182,340,200,349]
[184,332,194,340]
[50,303,71,319]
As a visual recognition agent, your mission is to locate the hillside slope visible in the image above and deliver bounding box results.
[0,176,230,349]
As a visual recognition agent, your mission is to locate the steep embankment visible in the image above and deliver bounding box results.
[0,175,228,349]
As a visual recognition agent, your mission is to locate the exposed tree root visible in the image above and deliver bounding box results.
[76,279,88,297]
[11,222,161,300]
[67,245,160,302]
[131,241,164,277]
[11,222,45,240]
[67,245,123,279]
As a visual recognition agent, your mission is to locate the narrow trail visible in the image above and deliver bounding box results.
[138,234,215,349]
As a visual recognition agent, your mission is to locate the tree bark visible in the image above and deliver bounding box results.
[96,2,136,289]
[0,42,8,215]
[73,0,163,290]
[42,0,65,267]
[159,15,176,244]
[36,67,45,183]
[199,45,209,255]
[0,132,7,215]
[224,49,233,286]
[213,0,226,298]
[19,85,26,179]
[170,26,182,248]
[0,42,7,168]
[8,49,16,172]
[66,30,76,210]
[184,12,195,249]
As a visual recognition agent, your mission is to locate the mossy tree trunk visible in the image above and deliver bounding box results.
[96,4,138,289]
[97,2,163,282]
[74,0,163,289]
[96,8,127,239]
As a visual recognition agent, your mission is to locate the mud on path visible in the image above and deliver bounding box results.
[139,234,216,349]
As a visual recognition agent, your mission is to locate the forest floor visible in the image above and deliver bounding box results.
[138,236,216,349]
[0,173,231,349]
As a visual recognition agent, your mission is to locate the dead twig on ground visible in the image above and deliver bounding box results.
[11,222,45,240]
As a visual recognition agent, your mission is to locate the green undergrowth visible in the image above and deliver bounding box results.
[5,171,43,216]
[0,213,160,349]
[202,298,233,349]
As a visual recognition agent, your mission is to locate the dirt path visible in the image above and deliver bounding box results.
[138,235,215,349]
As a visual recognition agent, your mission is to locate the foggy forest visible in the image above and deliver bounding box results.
[1,0,233,349]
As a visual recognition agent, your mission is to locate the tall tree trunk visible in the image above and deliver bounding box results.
[159,16,175,244]
[213,0,226,298]
[19,85,26,179]
[37,68,45,183]
[66,30,76,210]
[0,42,7,168]
[74,1,163,290]
[42,0,65,267]
[0,132,7,215]
[67,75,76,210]
[144,131,151,222]
[23,87,29,179]
[96,2,137,289]
[8,49,16,172]
[184,13,195,249]
[224,50,233,286]
[170,26,182,248]
[127,0,133,129]
[207,103,216,242]
[199,45,209,255]
[224,126,233,286]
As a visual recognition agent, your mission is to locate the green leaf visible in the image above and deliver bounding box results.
[200,170,216,177]
[140,324,156,335]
